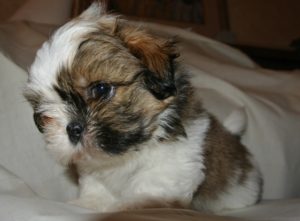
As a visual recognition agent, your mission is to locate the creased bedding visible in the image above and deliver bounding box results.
[145,22,300,200]
[1,21,300,221]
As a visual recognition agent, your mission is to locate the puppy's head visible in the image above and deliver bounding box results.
[24,3,192,166]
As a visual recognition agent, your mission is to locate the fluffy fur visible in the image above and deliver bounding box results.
[24,3,262,213]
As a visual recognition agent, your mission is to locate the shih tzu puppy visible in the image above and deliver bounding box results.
[24,3,262,213]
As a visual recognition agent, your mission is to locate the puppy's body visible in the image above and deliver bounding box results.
[74,116,208,211]
[24,3,262,213]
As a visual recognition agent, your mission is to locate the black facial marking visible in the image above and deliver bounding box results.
[175,75,198,119]
[143,70,176,100]
[93,102,151,154]
[160,112,186,139]
[56,67,88,114]
[96,124,151,154]
[54,85,88,117]
[157,73,193,140]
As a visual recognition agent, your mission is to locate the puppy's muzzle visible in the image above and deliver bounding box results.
[66,121,84,145]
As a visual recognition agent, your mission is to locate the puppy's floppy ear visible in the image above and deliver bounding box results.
[117,25,179,100]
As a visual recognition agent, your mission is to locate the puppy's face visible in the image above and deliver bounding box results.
[24,4,188,165]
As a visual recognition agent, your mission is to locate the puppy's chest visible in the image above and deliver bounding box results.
[83,118,210,200]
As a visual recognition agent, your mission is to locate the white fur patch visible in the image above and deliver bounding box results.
[76,117,210,212]
[26,3,115,100]
[40,102,78,165]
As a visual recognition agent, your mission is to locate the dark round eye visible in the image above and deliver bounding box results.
[90,83,115,100]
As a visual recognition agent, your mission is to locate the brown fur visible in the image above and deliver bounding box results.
[55,22,178,151]
[118,25,179,76]
[51,22,180,162]
[194,115,253,200]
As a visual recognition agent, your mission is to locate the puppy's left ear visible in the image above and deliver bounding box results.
[118,26,179,100]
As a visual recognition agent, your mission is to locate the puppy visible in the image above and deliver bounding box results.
[24,3,262,213]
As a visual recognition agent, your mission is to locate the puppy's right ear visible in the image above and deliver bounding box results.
[115,24,179,100]
[78,2,106,20]
[143,69,177,101]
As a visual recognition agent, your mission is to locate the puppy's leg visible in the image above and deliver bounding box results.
[192,167,262,212]
[69,176,117,212]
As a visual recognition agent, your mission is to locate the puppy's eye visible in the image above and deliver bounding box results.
[89,83,115,100]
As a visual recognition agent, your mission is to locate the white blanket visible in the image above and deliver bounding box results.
[1,21,300,221]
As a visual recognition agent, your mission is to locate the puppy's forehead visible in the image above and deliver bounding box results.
[28,17,116,90]
[70,33,141,86]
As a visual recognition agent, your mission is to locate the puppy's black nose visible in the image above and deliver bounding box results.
[66,121,84,144]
